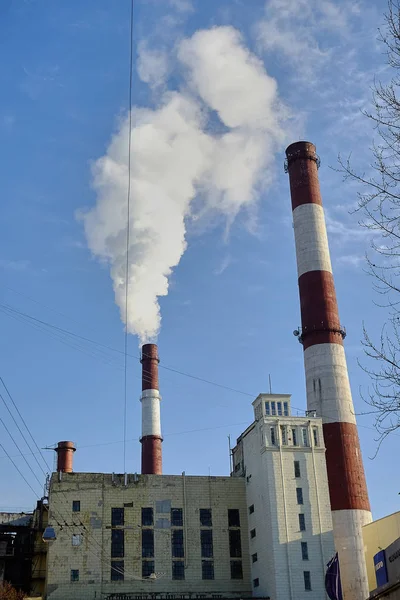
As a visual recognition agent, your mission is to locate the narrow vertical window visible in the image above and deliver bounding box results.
[270,427,276,446]
[202,561,214,580]
[72,500,80,512]
[228,509,240,527]
[171,530,184,558]
[142,529,154,558]
[229,530,242,557]
[172,561,185,580]
[142,507,153,526]
[111,508,124,526]
[292,428,298,446]
[250,528,256,539]
[277,402,282,416]
[142,561,154,578]
[200,530,213,558]
[301,542,309,560]
[283,401,289,416]
[70,569,79,582]
[313,427,318,447]
[252,553,258,563]
[199,509,212,527]
[296,488,304,505]
[111,561,124,581]
[280,425,287,445]
[265,402,270,415]
[299,514,306,531]
[294,460,301,478]
[249,504,254,515]
[111,529,124,558]
[230,560,243,579]
[302,428,309,447]
[253,578,260,587]
[171,508,183,527]
[304,571,311,590]
[271,401,276,415]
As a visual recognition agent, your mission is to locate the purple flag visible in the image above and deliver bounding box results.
[325,553,343,600]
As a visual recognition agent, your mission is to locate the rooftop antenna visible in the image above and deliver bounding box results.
[269,374,272,394]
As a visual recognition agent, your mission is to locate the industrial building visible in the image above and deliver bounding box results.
[2,142,374,600]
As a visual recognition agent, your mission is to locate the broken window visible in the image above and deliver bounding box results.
[172,561,185,580]
[199,508,212,527]
[229,529,242,558]
[171,508,183,527]
[111,529,124,558]
[201,529,213,558]
[111,561,124,581]
[228,509,240,528]
[230,560,243,579]
[111,508,124,527]
[142,561,154,578]
[142,507,153,527]
[202,560,214,580]
[171,529,184,558]
[142,529,154,558]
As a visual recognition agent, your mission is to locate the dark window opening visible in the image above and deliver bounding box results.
[70,569,79,582]
[200,508,212,527]
[294,461,301,478]
[202,560,214,580]
[228,509,240,528]
[253,578,259,587]
[142,529,154,558]
[111,561,124,581]
[142,507,153,527]
[296,487,304,505]
[292,428,298,446]
[201,529,213,558]
[230,560,243,579]
[72,500,80,513]
[252,553,258,563]
[111,507,124,527]
[301,542,309,560]
[172,560,185,580]
[299,513,306,531]
[172,529,184,558]
[229,529,242,558]
[304,570,311,591]
[249,504,254,514]
[111,529,124,558]
[171,508,183,527]
[142,560,155,578]
[250,528,256,539]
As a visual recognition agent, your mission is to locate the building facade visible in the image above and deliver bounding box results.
[363,512,400,593]
[232,394,335,600]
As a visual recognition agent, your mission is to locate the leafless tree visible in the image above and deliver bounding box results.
[0,582,26,600]
[339,0,400,445]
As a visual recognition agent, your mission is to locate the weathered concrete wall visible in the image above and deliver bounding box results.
[46,473,251,600]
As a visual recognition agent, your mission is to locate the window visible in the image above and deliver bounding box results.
[72,534,82,546]
[265,401,270,415]
[72,500,80,513]
[201,530,213,558]
[296,488,304,505]
[172,530,184,558]
[302,428,309,447]
[142,507,153,527]
[292,428,298,446]
[70,569,79,582]
[271,401,276,415]
[111,529,124,558]
[142,561,154,578]
[230,560,243,579]
[171,508,183,527]
[202,560,214,580]
[304,570,312,591]
[280,425,287,445]
[270,427,276,446]
[142,529,154,558]
[249,504,254,515]
[250,528,256,539]
[229,530,242,557]
[294,460,301,478]
[228,509,240,528]
[299,514,306,531]
[200,508,212,527]
[172,561,185,580]
[111,561,124,581]
[313,427,318,447]
[111,507,124,527]
[277,402,282,416]
[252,553,258,563]
[301,542,309,560]
[253,578,260,588]
[284,401,289,416]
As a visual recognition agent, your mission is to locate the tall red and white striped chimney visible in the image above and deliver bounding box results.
[140,343,162,475]
[285,141,371,600]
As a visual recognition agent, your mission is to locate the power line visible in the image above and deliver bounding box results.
[123,0,134,475]
[0,442,41,498]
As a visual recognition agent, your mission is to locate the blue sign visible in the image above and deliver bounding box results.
[374,550,389,588]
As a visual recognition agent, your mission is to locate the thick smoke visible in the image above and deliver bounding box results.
[82,26,287,344]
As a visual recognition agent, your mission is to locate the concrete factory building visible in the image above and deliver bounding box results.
[45,388,334,600]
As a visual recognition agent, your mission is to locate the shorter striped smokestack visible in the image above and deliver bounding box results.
[140,343,162,475]
[55,441,76,473]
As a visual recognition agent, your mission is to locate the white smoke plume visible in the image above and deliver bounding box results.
[82,26,288,344]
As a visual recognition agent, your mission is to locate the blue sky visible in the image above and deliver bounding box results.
[0,0,397,520]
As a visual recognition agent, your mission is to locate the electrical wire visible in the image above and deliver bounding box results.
[123,0,134,476]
